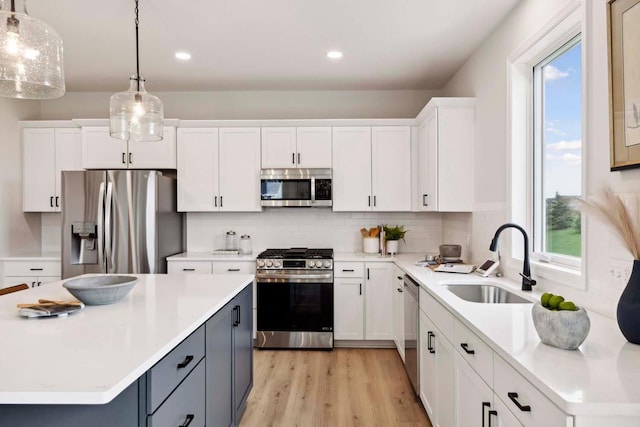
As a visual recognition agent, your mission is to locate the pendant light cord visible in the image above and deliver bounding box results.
[135,0,140,91]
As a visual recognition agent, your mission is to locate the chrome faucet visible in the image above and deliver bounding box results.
[489,223,536,291]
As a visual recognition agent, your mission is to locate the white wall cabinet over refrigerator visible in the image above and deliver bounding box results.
[417,98,475,212]
[261,127,331,169]
[81,126,176,169]
[332,126,411,211]
[177,127,261,212]
[23,127,83,212]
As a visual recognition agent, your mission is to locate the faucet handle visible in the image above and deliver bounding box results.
[519,272,537,286]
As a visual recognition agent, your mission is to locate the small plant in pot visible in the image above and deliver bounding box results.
[383,225,408,255]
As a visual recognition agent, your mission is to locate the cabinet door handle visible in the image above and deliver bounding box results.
[50,196,54,207]
[214,196,218,207]
[396,287,403,293]
[482,402,490,427]
[30,268,43,271]
[373,195,377,207]
[122,152,126,164]
[228,268,240,272]
[233,305,241,326]
[460,343,475,354]
[423,194,428,206]
[55,196,59,207]
[507,392,531,412]
[220,196,223,207]
[359,283,362,295]
[427,331,435,353]
[128,152,132,164]
[179,414,195,427]
[367,268,370,280]
[488,410,497,427]
[342,269,354,272]
[368,195,371,207]
[182,268,195,272]
[297,152,301,164]
[31,282,36,288]
[177,355,194,369]
[292,153,295,164]
[37,281,41,287]
[397,276,403,280]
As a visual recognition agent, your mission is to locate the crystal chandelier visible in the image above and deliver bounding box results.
[0,0,65,99]
[110,0,163,142]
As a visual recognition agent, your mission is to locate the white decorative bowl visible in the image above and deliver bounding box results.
[63,275,138,306]
[532,302,590,350]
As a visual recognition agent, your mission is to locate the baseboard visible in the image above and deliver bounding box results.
[334,340,396,349]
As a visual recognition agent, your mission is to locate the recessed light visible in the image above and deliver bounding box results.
[327,50,343,59]
[175,52,191,60]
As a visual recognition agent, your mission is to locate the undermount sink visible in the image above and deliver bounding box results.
[443,284,532,304]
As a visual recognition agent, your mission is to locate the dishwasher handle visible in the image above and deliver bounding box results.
[403,275,419,299]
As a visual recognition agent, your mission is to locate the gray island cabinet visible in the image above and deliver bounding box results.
[0,274,253,427]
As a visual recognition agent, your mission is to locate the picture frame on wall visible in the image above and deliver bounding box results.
[608,0,640,170]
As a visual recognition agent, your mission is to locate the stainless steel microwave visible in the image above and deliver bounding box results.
[260,169,332,207]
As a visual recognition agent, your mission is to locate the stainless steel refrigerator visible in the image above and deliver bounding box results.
[61,170,184,279]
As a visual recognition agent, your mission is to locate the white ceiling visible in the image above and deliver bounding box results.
[29,0,521,92]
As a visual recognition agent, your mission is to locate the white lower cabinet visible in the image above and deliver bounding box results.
[2,260,61,289]
[333,262,393,342]
[392,266,405,360]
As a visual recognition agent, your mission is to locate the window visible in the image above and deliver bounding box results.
[532,35,582,267]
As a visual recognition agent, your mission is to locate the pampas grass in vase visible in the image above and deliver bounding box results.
[581,188,640,344]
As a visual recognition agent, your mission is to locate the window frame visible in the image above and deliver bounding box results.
[507,1,587,290]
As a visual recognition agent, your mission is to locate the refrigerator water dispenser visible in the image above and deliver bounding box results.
[71,222,98,265]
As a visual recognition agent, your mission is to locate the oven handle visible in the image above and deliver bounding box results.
[256,275,334,283]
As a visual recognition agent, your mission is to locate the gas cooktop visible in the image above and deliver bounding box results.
[256,248,333,260]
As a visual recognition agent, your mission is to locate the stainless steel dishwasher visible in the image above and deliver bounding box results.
[403,274,419,395]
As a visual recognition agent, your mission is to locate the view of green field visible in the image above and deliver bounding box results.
[546,227,581,257]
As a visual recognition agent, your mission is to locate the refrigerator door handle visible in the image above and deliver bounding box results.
[104,182,114,271]
[97,182,105,272]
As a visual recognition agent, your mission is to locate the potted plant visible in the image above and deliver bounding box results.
[383,225,408,255]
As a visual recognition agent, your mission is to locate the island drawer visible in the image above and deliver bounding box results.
[3,260,60,277]
[148,359,206,427]
[334,262,364,278]
[453,319,493,387]
[167,261,212,274]
[494,354,570,427]
[212,261,254,274]
[147,325,205,413]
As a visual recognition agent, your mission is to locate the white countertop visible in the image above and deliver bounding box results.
[391,254,640,417]
[167,251,257,262]
[0,273,253,405]
[0,253,61,262]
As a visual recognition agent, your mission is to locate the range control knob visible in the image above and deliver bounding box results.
[266,260,273,267]
[257,260,265,268]
[308,261,316,268]
[324,260,331,268]
[274,260,281,268]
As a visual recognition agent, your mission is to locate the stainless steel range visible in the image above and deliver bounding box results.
[255,248,334,349]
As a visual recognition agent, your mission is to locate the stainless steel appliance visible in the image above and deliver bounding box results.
[61,170,184,278]
[260,169,332,207]
[404,274,419,395]
[255,248,334,349]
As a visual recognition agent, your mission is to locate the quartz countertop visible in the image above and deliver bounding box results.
[0,273,253,405]
[167,251,257,262]
[0,253,61,262]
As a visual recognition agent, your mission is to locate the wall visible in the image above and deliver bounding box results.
[187,211,443,255]
[440,0,633,318]
[0,98,43,260]
[39,90,440,120]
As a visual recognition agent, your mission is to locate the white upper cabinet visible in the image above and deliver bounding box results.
[23,127,82,212]
[82,126,176,169]
[177,127,261,212]
[261,126,331,169]
[332,126,411,211]
[417,98,475,212]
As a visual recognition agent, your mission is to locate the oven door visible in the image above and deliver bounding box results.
[257,278,333,333]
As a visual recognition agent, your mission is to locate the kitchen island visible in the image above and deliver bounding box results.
[0,273,254,427]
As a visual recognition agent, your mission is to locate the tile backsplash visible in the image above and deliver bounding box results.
[187,210,445,254]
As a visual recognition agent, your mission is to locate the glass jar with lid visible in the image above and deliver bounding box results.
[224,231,239,250]
[239,235,252,254]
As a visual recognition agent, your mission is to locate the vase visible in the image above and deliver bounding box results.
[386,240,399,255]
[617,260,640,344]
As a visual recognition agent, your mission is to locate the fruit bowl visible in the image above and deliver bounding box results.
[63,275,138,306]
[532,302,590,350]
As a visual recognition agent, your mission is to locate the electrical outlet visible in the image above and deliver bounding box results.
[609,258,632,289]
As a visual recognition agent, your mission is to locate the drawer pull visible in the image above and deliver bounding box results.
[507,392,531,412]
[488,410,497,427]
[396,276,403,280]
[342,269,354,272]
[177,355,194,369]
[460,343,475,355]
[228,268,241,272]
[396,287,403,293]
[179,414,195,427]
[182,268,196,272]
[30,268,44,271]
[427,331,435,354]
[482,402,490,427]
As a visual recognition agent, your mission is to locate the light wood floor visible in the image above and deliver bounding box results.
[240,348,432,427]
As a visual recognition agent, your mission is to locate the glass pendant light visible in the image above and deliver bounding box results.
[0,0,65,99]
[110,0,163,142]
